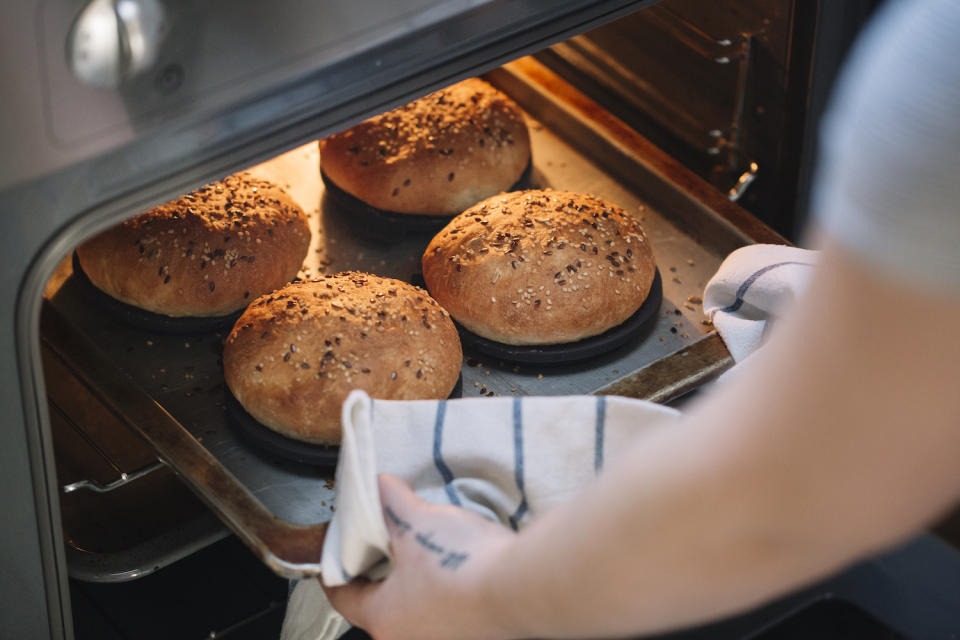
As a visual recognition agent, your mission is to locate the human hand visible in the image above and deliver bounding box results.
[323,473,519,640]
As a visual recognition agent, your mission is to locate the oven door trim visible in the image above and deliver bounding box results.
[23,55,787,591]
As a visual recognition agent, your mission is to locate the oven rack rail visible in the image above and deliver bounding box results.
[51,394,168,495]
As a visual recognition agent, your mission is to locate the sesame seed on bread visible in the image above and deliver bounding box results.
[76,173,311,317]
[223,272,463,444]
[422,189,656,345]
[320,77,531,216]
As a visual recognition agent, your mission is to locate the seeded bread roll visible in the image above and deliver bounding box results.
[320,78,531,216]
[223,272,463,444]
[76,173,311,317]
[422,190,656,345]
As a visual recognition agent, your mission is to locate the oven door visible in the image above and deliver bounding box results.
[4,2,663,638]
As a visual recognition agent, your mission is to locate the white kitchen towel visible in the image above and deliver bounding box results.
[281,390,681,640]
[703,244,818,363]
[282,578,352,640]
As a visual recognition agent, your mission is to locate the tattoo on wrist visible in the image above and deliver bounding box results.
[383,505,470,571]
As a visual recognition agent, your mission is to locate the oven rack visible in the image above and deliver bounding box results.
[60,460,166,495]
[42,57,785,579]
[43,332,230,583]
[52,391,168,496]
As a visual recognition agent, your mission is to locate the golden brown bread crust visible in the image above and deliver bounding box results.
[319,78,531,216]
[223,273,463,444]
[76,173,311,317]
[422,190,656,345]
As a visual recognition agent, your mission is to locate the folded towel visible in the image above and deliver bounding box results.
[282,578,352,640]
[281,391,680,640]
[703,244,818,362]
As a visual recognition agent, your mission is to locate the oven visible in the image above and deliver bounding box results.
[4,1,960,638]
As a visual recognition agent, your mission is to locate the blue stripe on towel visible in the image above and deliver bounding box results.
[721,261,814,313]
[432,401,461,506]
[595,395,607,473]
[508,398,529,531]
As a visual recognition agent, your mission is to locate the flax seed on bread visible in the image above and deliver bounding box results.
[76,173,311,317]
[422,189,656,345]
[222,272,463,444]
[319,78,531,217]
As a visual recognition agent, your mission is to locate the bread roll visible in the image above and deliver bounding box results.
[422,190,656,345]
[223,272,462,444]
[76,173,310,317]
[320,78,530,216]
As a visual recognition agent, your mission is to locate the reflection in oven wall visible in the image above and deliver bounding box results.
[537,0,884,240]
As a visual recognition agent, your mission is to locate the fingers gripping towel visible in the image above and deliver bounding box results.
[282,390,680,640]
[703,244,818,362]
[325,391,682,584]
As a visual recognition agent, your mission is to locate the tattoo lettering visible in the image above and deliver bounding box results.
[383,505,412,536]
[382,505,471,571]
[415,531,445,554]
[441,551,468,569]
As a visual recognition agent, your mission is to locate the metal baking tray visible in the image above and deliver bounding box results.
[41,56,785,578]
[43,333,230,582]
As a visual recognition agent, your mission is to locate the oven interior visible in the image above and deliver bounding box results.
[22,0,960,638]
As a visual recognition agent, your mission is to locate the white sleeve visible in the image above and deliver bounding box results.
[810,0,960,292]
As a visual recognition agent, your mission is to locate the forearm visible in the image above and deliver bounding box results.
[481,244,960,639]
[483,408,827,638]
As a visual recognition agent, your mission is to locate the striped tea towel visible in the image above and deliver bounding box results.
[703,244,818,363]
[281,390,680,640]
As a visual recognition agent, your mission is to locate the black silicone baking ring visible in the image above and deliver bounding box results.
[225,391,341,467]
[320,160,533,237]
[71,251,244,335]
[225,374,464,467]
[455,268,663,364]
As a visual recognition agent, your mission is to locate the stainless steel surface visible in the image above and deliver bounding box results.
[37,61,777,580]
[594,332,733,402]
[64,512,228,583]
[2,0,655,191]
[67,0,168,88]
